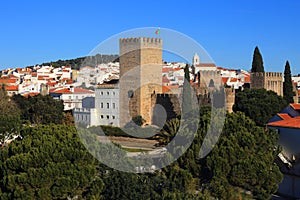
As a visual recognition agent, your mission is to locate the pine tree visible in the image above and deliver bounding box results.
[182,64,192,114]
[251,46,265,72]
[283,60,294,103]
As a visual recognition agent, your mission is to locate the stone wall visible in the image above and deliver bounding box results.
[251,72,283,96]
[119,37,163,126]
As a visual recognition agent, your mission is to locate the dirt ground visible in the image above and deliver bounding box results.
[97,136,159,150]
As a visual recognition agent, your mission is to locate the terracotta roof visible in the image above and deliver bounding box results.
[73,88,94,94]
[244,75,251,83]
[195,63,216,67]
[23,92,39,98]
[162,86,170,93]
[8,74,19,79]
[162,68,173,73]
[277,113,292,120]
[290,104,300,111]
[298,90,300,95]
[5,85,18,91]
[268,116,300,129]
[230,78,238,83]
[162,76,170,83]
[46,81,57,87]
[50,88,72,94]
[222,77,229,84]
[0,79,17,84]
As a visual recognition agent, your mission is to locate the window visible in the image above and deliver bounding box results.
[106,115,109,119]
[101,102,103,108]
[100,115,104,119]
[69,96,72,99]
[76,96,78,99]
[107,91,109,95]
[112,116,115,119]
[128,90,134,98]
[107,103,109,109]
[101,91,103,95]
[113,103,115,109]
[113,92,115,95]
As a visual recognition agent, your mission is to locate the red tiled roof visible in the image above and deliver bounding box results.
[73,88,94,94]
[298,90,300,95]
[8,74,19,79]
[230,78,238,83]
[195,63,216,67]
[268,116,300,129]
[23,92,39,98]
[5,85,18,91]
[162,76,170,83]
[222,77,229,84]
[50,88,72,94]
[0,79,17,84]
[46,81,57,87]
[173,67,182,71]
[290,104,300,111]
[277,113,292,120]
[162,86,170,93]
[244,75,251,83]
[162,68,173,73]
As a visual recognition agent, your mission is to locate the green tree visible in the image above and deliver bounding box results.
[205,112,283,199]
[233,88,287,126]
[132,115,146,126]
[12,94,64,125]
[251,46,265,72]
[182,64,192,114]
[0,125,103,199]
[0,88,21,147]
[283,60,294,103]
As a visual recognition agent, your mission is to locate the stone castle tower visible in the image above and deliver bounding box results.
[250,72,283,96]
[119,37,163,126]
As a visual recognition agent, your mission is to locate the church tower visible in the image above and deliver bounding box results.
[193,53,200,66]
[119,37,163,126]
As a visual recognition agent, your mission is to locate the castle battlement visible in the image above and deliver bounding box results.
[265,72,282,77]
[120,37,162,46]
[152,93,180,98]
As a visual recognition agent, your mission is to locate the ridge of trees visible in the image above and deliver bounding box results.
[26,54,119,70]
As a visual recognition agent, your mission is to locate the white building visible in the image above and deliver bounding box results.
[49,87,95,110]
[74,80,120,127]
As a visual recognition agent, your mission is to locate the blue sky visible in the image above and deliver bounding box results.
[1,0,300,74]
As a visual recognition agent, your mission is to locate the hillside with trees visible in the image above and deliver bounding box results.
[26,54,119,70]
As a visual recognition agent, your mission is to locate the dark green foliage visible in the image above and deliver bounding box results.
[12,94,64,125]
[233,88,287,126]
[26,54,119,70]
[0,89,21,145]
[283,60,294,103]
[131,115,146,126]
[205,112,282,199]
[182,64,192,115]
[0,125,103,199]
[251,46,265,72]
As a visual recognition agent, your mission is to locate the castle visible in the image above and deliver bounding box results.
[119,37,233,126]
[119,37,163,126]
[250,72,283,96]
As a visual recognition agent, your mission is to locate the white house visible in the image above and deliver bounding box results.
[73,80,120,127]
[49,87,95,110]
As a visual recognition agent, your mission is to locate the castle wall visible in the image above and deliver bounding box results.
[119,37,162,126]
[151,93,181,126]
[251,72,283,96]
